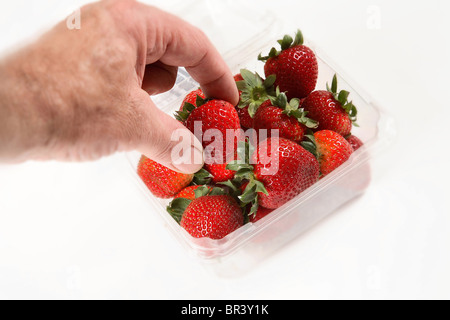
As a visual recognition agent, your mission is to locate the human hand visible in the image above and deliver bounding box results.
[0,0,238,173]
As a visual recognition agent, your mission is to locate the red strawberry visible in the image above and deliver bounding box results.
[231,138,320,211]
[302,130,354,176]
[302,91,352,136]
[302,74,358,137]
[254,105,304,142]
[137,155,193,199]
[168,185,222,223]
[259,99,272,109]
[234,73,244,82]
[249,206,273,223]
[259,30,318,100]
[179,89,205,111]
[253,90,318,142]
[204,162,236,184]
[346,134,364,151]
[298,98,306,107]
[174,185,213,200]
[184,98,242,165]
[175,89,206,125]
[235,69,276,128]
[180,195,244,239]
[236,105,254,129]
[253,138,320,209]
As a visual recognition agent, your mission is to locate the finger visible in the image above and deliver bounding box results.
[141,62,178,95]
[139,5,239,105]
[132,90,204,174]
[186,48,239,106]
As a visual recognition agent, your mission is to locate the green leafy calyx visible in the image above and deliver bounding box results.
[237,69,276,117]
[270,88,319,129]
[225,141,268,218]
[192,168,213,185]
[300,132,320,160]
[194,185,226,198]
[326,74,358,125]
[258,29,304,62]
[166,198,191,224]
[239,178,269,218]
[174,94,210,122]
[166,185,225,223]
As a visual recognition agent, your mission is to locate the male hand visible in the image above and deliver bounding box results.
[0,0,238,173]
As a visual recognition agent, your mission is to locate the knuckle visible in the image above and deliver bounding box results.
[105,0,136,15]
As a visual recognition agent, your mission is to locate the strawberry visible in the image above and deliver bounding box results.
[181,97,242,165]
[248,206,273,223]
[173,185,213,201]
[298,98,306,108]
[236,106,254,129]
[137,155,193,199]
[229,137,320,211]
[234,73,244,82]
[204,162,236,184]
[173,188,244,239]
[253,138,320,209]
[253,90,318,142]
[179,89,205,111]
[175,89,206,126]
[235,69,276,128]
[258,99,272,109]
[255,105,304,142]
[302,74,358,137]
[258,30,318,100]
[346,134,364,151]
[181,195,243,239]
[302,130,354,176]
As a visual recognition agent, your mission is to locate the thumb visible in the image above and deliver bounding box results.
[132,92,204,174]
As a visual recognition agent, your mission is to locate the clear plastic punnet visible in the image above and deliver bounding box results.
[125,1,395,276]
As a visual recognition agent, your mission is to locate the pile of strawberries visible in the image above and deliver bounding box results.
[138,30,364,240]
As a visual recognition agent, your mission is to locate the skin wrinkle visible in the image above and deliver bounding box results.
[196,68,228,93]
[129,91,163,145]
[140,9,175,92]
[142,62,178,95]
[186,49,209,73]
[116,93,144,151]
[144,8,169,65]
[166,27,209,70]
[126,17,148,83]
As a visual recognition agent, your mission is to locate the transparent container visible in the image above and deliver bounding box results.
[126,1,395,277]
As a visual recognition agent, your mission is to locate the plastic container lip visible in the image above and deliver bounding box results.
[125,2,397,262]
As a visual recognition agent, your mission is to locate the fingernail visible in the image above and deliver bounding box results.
[173,145,204,174]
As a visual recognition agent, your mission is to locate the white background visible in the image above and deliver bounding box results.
[1,0,449,300]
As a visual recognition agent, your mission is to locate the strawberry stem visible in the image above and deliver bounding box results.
[167,198,191,224]
[326,74,359,125]
[192,168,213,185]
[237,69,276,117]
[271,89,319,129]
[301,133,319,160]
[258,29,305,62]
